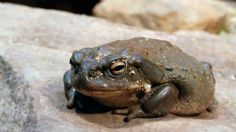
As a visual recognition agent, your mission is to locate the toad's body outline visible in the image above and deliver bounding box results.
[63,37,216,122]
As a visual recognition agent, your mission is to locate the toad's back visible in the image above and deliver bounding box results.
[101,37,215,115]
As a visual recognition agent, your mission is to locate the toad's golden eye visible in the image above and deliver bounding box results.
[110,61,126,75]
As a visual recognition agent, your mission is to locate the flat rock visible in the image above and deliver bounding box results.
[0,3,236,132]
[93,0,230,33]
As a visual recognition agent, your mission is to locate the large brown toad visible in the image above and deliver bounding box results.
[63,37,216,122]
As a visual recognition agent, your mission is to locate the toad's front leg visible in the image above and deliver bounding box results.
[63,70,77,109]
[112,83,179,122]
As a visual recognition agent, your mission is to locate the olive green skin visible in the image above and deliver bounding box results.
[63,37,216,122]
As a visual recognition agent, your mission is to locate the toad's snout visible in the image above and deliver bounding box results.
[71,61,103,90]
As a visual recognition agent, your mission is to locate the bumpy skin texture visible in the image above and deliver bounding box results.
[63,37,216,122]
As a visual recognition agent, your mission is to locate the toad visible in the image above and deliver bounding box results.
[63,37,216,122]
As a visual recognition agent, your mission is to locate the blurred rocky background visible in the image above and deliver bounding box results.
[94,0,236,34]
[0,0,236,131]
[1,0,236,34]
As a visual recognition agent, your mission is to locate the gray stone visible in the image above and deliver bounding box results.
[93,0,231,33]
[0,3,236,132]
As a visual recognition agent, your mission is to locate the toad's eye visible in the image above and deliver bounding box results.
[110,61,126,75]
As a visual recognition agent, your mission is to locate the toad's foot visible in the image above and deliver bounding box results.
[112,105,153,122]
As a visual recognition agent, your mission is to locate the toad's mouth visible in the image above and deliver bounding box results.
[75,83,151,98]
[78,88,140,98]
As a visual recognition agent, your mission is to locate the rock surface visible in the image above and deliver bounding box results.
[0,3,236,132]
[93,0,231,33]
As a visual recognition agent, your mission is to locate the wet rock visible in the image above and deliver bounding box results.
[93,0,230,33]
[0,3,236,132]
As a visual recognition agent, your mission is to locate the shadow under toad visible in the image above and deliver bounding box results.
[47,79,219,129]
[77,112,177,128]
